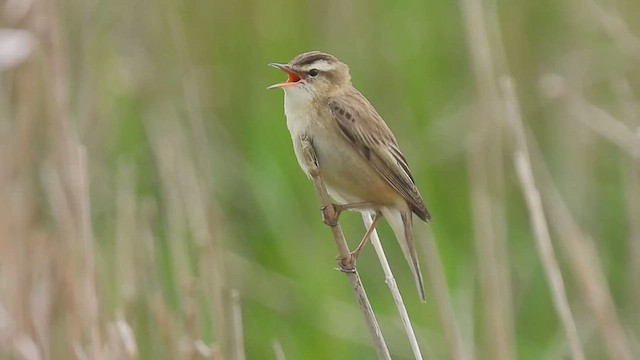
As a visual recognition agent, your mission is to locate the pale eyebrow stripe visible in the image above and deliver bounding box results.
[306,60,335,72]
[294,52,335,66]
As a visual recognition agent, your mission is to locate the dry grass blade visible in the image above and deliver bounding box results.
[460,0,515,356]
[540,74,640,159]
[40,0,101,355]
[272,339,286,360]
[500,76,585,360]
[300,136,391,360]
[583,0,640,60]
[624,161,640,313]
[419,229,469,360]
[464,139,513,360]
[106,314,137,360]
[520,78,636,360]
[615,79,640,314]
[225,251,428,359]
[362,212,423,360]
[231,290,246,360]
[569,97,640,159]
[524,127,634,360]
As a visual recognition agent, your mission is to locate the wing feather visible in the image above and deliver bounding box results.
[327,92,431,221]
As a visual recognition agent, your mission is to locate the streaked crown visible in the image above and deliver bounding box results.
[288,51,351,89]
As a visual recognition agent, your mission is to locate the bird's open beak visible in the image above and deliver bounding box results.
[267,63,302,89]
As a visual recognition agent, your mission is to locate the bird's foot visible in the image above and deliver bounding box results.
[336,254,356,273]
[335,254,356,273]
[321,202,378,227]
[321,204,342,227]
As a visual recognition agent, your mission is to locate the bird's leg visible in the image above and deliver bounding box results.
[350,211,383,263]
[335,212,383,270]
[321,201,377,227]
[335,201,378,212]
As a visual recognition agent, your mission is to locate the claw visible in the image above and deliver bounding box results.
[335,254,356,272]
[321,204,340,227]
[336,265,356,273]
[349,251,360,263]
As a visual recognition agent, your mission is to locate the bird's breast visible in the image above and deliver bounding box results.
[312,133,399,206]
[282,91,320,177]
[282,91,399,207]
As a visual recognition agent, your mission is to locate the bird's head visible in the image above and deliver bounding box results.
[268,51,351,100]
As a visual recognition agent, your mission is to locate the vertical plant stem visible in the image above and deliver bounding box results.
[300,136,391,360]
[39,0,100,356]
[231,290,246,360]
[500,77,585,360]
[615,79,640,319]
[420,230,470,360]
[460,0,514,356]
[272,339,287,360]
[525,126,633,360]
[362,212,424,360]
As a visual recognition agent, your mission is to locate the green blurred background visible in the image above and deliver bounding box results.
[1,0,639,358]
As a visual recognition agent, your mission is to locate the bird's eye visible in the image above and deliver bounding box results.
[309,69,319,77]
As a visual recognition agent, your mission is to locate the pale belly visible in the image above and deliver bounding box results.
[292,123,398,207]
[283,89,398,207]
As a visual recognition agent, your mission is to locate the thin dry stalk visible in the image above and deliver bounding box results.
[227,250,439,358]
[206,238,229,357]
[147,120,192,295]
[165,12,231,355]
[615,79,640,311]
[583,0,640,60]
[500,77,585,360]
[300,136,391,360]
[453,273,476,359]
[39,0,100,355]
[362,212,423,360]
[541,74,640,159]
[464,140,513,360]
[419,229,469,360]
[568,97,640,159]
[624,162,640,310]
[524,126,633,360]
[231,290,246,360]
[114,162,138,304]
[460,0,515,356]
[521,78,637,359]
[106,314,137,360]
[272,339,286,360]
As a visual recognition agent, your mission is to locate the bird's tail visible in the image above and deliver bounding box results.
[381,206,426,302]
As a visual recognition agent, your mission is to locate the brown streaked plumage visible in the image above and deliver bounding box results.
[268,51,431,301]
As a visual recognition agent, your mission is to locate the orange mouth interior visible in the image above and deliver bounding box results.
[286,72,302,84]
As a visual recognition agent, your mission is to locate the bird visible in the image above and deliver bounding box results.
[268,51,431,301]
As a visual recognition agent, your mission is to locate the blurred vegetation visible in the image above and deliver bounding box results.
[1,0,639,359]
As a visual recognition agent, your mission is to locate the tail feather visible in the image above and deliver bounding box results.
[381,207,426,302]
